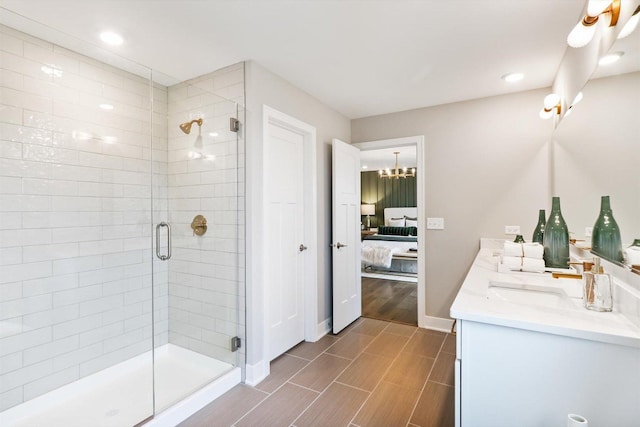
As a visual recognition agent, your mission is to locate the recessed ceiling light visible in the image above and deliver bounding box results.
[99,104,114,110]
[502,72,524,83]
[598,51,624,66]
[100,31,124,46]
[361,165,368,169]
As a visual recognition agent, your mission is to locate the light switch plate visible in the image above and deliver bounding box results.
[426,217,444,230]
[505,225,521,235]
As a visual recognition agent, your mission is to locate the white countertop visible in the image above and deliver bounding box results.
[450,246,640,348]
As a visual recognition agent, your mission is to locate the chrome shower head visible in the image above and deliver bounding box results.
[179,118,203,134]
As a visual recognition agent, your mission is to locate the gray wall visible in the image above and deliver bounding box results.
[244,61,351,366]
[352,88,554,318]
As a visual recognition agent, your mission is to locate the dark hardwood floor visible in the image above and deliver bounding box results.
[362,277,417,326]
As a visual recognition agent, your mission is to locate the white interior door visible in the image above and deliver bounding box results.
[332,138,361,333]
[265,122,305,361]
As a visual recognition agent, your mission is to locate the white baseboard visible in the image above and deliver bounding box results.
[316,318,332,339]
[244,359,269,387]
[420,315,455,333]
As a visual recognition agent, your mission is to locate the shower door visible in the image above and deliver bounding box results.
[0,20,156,427]
[151,69,245,414]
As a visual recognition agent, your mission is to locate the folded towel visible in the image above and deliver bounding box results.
[502,256,523,268]
[523,243,544,260]
[625,246,640,266]
[362,246,399,268]
[504,241,523,257]
[522,257,545,273]
[501,256,545,273]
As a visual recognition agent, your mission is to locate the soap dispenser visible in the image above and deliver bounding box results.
[583,257,613,312]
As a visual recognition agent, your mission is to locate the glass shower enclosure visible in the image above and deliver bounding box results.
[0,15,245,427]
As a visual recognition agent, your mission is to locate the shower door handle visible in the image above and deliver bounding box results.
[156,222,172,261]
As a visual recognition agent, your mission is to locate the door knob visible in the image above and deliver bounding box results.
[299,244,308,252]
[331,242,348,249]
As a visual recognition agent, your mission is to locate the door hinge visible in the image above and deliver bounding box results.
[231,336,241,352]
[230,117,240,133]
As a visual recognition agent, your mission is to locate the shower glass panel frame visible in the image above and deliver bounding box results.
[0,13,245,427]
[151,67,245,414]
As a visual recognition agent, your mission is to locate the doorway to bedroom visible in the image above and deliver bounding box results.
[355,137,424,327]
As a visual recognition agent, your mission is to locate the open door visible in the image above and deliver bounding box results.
[331,138,361,333]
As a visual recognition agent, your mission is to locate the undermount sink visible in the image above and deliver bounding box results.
[487,281,578,309]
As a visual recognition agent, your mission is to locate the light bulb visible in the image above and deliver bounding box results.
[567,21,597,47]
[598,51,624,65]
[539,108,554,120]
[544,93,560,109]
[572,92,584,106]
[587,0,610,17]
[618,13,639,39]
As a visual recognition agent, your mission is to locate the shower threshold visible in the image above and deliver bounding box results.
[1,344,239,427]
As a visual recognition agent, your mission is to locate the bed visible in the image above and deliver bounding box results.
[361,207,418,275]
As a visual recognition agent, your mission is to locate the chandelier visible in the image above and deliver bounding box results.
[379,151,416,179]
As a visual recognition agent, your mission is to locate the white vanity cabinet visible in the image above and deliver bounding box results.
[451,242,640,427]
[455,319,640,427]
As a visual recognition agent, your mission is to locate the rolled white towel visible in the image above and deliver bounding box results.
[504,241,523,257]
[522,257,545,273]
[625,246,640,266]
[523,243,544,260]
[502,256,522,268]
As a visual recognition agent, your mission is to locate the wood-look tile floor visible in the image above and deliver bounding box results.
[362,277,417,326]
[179,318,455,427]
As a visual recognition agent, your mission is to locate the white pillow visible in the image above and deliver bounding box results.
[388,217,405,227]
[405,218,418,227]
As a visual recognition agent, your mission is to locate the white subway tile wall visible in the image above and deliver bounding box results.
[166,62,244,365]
[0,24,244,413]
[0,24,157,410]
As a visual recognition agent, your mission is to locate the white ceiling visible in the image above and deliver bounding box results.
[1,1,638,119]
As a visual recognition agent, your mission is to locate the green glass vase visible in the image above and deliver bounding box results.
[543,197,569,268]
[591,196,623,263]
[532,209,546,244]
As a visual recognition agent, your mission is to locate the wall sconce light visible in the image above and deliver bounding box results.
[618,4,640,39]
[361,204,376,229]
[539,93,562,120]
[567,0,621,48]
[539,92,584,120]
